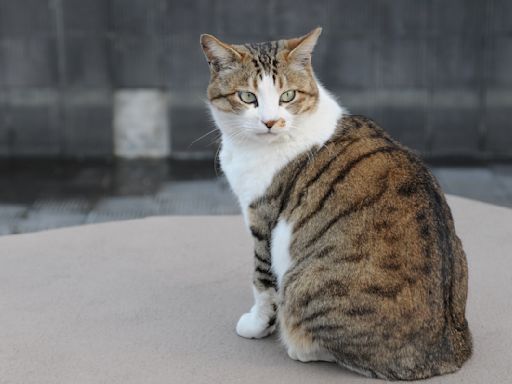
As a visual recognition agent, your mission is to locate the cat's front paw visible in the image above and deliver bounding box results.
[236,311,275,339]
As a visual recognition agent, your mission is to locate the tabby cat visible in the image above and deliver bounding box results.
[200,28,472,380]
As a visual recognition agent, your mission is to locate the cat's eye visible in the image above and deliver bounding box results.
[280,90,296,103]
[238,91,257,104]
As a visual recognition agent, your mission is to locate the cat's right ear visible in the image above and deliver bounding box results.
[200,34,242,73]
[286,27,322,69]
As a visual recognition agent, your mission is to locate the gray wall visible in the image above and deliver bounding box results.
[0,0,511,160]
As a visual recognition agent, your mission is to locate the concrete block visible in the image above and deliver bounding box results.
[217,0,277,40]
[113,159,169,195]
[431,37,479,88]
[274,0,329,39]
[169,105,214,154]
[326,0,374,37]
[0,103,9,155]
[165,159,217,180]
[324,38,375,89]
[7,105,61,156]
[377,38,427,88]
[488,37,512,88]
[376,0,429,37]
[159,0,216,36]
[110,0,159,36]
[0,0,54,38]
[0,38,58,87]
[63,103,113,157]
[430,108,480,155]
[430,89,480,110]
[62,0,109,33]
[486,107,512,156]
[377,106,427,152]
[65,36,110,88]
[162,35,210,91]
[110,37,162,87]
[114,89,169,158]
[489,0,512,34]
[431,0,484,36]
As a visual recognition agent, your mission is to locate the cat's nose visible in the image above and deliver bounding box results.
[263,119,286,130]
[263,120,277,129]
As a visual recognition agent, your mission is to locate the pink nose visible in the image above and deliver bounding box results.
[263,120,277,129]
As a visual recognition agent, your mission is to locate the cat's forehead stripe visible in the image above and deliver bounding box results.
[244,40,282,82]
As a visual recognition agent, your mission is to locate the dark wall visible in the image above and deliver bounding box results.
[0,0,511,160]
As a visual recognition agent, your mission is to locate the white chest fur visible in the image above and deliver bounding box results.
[271,219,293,288]
[215,84,344,222]
[219,138,302,220]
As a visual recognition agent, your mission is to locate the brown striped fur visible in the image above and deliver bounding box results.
[247,115,472,380]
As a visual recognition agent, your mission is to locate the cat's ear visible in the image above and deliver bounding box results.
[286,27,322,68]
[200,34,243,73]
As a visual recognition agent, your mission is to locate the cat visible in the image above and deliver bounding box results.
[200,27,472,380]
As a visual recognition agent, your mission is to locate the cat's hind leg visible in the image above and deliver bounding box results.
[279,315,336,363]
[287,346,336,363]
[280,316,381,378]
[271,219,336,362]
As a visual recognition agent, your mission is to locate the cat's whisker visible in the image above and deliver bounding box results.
[206,135,222,147]
[188,127,221,148]
[226,129,248,143]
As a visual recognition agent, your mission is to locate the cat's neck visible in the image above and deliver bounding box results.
[218,83,345,214]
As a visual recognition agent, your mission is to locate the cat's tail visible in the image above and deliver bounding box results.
[446,235,473,365]
[431,177,472,368]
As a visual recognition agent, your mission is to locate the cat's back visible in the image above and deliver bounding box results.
[278,114,472,380]
[283,113,434,232]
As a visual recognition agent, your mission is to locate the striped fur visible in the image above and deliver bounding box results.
[201,30,472,380]
[250,116,472,380]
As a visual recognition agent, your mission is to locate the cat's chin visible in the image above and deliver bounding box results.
[253,131,289,144]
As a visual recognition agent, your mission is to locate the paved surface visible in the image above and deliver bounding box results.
[1,197,512,383]
[1,160,512,236]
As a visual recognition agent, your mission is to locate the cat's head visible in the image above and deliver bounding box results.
[200,28,322,144]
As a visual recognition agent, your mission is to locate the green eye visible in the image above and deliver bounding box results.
[280,90,296,103]
[238,91,257,104]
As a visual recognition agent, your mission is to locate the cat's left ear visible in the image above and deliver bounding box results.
[200,34,243,73]
[286,27,322,68]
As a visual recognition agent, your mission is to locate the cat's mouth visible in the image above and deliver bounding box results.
[255,131,282,141]
[253,130,289,143]
[256,131,278,136]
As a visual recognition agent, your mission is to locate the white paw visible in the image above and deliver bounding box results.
[236,312,274,339]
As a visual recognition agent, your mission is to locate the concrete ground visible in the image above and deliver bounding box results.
[1,159,512,236]
[1,196,512,383]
